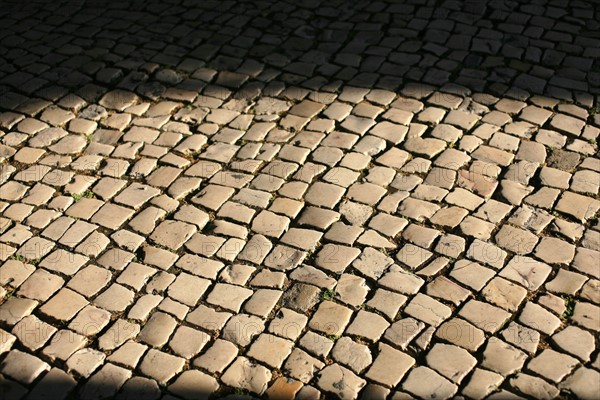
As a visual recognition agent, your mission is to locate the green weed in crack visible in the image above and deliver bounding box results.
[320,288,337,302]
[11,254,26,262]
[561,295,576,320]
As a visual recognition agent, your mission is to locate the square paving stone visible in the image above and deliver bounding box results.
[39,249,89,275]
[281,283,321,313]
[65,198,104,220]
[206,283,253,312]
[264,245,306,271]
[482,277,528,312]
[39,288,88,321]
[221,356,272,395]
[0,260,35,287]
[27,367,77,400]
[93,284,134,312]
[66,348,105,378]
[297,330,335,360]
[426,276,470,306]
[347,183,387,206]
[113,183,160,209]
[559,367,600,399]
[297,206,340,230]
[379,269,425,295]
[336,273,369,307]
[495,224,539,255]
[572,247,600,278]
[499,256,552,290]
[365,343,414,388]
[193,338,238,373]
[308,301,353,337]
[220,264,256,286]
[97,319,139,351]
[222,314,265,347]
[403,293,452,327]
[289,100,325,118]
[555,191,600,222]
[430,206,469,228]
[169,325,210,359]
[465,239,507,269]
[168,370,219,399]
[527,349,579,383]
[143,246,178,270]
[185,233,226,257]
[317,363,366,400]
[247,333,294,369]
[435,318,486,352]
[501,321,541,355]
[402,366,457,400]
[280,228,323,252]
[79,363,132,400]
[509,373,560,399]
[116,262,157,291]
[157,297,189,320]
[150,220,196,250]
[397,244,434,270]
[0,329,17,354]
[137,311,177,349]
[91,203,135,230]
[68,306,111,337]
[426,343,477,384]
[398,197,440,222]
[244,289,282,318]
[366,289,407,320]
[534,237,576,265]
[251,210,290,238]
[551,326,595,361]
[12,315,57,351]
[304,182,345,209]
[67,265,111,297]
[315,244,361,274]
[331,336,372,374]
[352,247,394,280]
[268,308,308,341]
[264,377,304,400]
[290,265,335,289]
[481,339,528,375]
[462,368,504,399]
[0,350,50,385]
[139,349,185,385]
[17,269,64,301]
[16,236,55,260]
[459,300,511,333]
[167,273,211,307]
[345,310,389,342]
[518,302,561,335]
[572,302,599,332]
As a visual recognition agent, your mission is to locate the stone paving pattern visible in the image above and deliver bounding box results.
[0,0,599,399]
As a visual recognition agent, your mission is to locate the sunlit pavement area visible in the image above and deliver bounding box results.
[0,0,599,398]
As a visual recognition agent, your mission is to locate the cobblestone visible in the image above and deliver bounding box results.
[317,364,366,400]
[221,357,272,395]
[0,1,599,398]
[402,367,457,400]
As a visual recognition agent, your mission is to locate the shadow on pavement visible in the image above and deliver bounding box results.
[0,0,599,399]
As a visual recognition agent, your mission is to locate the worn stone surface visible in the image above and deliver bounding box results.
[221,357,272,395]
[426,343,477,384]
[0,2,599,399]
[284,348,325,384]
[402,367,457,400]
[317,364,366,400]
[482,339,528,375]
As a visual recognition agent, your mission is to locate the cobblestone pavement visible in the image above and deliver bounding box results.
[0,0,599,399]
